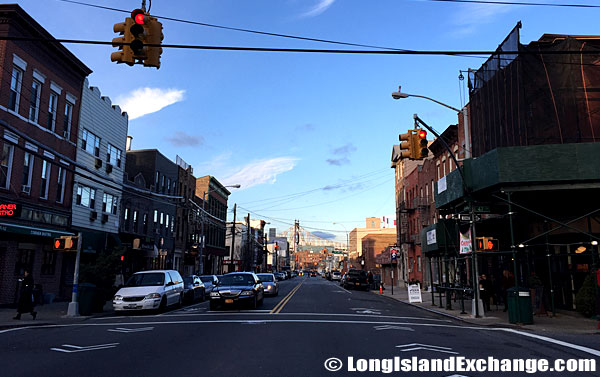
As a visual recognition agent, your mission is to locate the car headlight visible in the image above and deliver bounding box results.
[264,285,272,290]
[210,292,220,297]
[145,293,161,299]
[113,295,123,301]
[240,290,254,296]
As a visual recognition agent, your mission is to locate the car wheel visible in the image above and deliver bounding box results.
[251,296,258,309]
[178,293,184,307]
[200,288,205,302]
[158,296,167,313]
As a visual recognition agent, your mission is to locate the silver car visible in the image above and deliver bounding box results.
[257,273,278,296]
[200,275,219,294]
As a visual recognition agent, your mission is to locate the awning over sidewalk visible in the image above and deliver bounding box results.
[0,221,73,239]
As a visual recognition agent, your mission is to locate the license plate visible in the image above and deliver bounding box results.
[124,305,137,309]
[225,299,234,304]
[355,283,360,286]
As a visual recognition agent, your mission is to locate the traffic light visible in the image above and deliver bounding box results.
[476,237,499,251]
[415,128,429,159]
[144,16,163,68]
[129,9,147,60]
[398,131,414,159]
[111,18,135,65]
[53,236,78,251]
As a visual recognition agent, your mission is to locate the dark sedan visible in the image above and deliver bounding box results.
[209,272,264,310]
[183,275,206,303]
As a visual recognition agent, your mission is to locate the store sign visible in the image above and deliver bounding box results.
[408,283,422,303]
[0,203,20,218]
[426,229,437,245]
[460,228,472,254]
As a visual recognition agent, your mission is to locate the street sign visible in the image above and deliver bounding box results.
[391,252,397,260]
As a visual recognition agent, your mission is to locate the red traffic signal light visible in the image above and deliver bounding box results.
[120,255,125,261]
[418,129,427,139]
[54,239,61,249]
[131,9,145,24]
[53,236,78,251]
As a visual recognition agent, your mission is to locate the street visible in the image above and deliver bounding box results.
[1,276,598,377]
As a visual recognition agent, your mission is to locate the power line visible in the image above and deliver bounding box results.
[420,0,600,8]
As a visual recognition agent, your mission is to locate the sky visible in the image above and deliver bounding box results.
[12,0,600,242]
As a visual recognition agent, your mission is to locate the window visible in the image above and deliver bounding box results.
[48,92,58,131]
[160,212,164,226]
[153,210,158,224]
[167,178,171,193]
[81,129,100,157]
[9,67,23,112]
[133,210,139,232]
[22,152,33,190]
[15,248,34,275]
[40,160,50,199]
[161,175,165,192]
[143,213,148,233]
[166,214,170,229]
[124,208,130,229]
[442,157,447,177]
[76,185,96,208]
[29,80,42,123]
[0,144,14,189]
[63,102,73,139]
[155,171,159,188]
[41,249,57,275]
[56,167,65,203]
[102,193,118,214]
[106,144,122,167]
[417,256,422,272]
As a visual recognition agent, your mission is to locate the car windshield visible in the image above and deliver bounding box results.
[183,277,194,285]
[125,273,164,287]
[219,274,255,286]
[257,274,274,282]
[200,276,213,283]
[349,270,367,277]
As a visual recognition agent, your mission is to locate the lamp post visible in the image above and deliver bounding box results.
[391,87,484,317]
[333,222,348,272]
[200,184,240,274]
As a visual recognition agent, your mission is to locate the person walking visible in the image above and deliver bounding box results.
[367,271,374,290]
[501,269,515,312]
[14,270,37,320]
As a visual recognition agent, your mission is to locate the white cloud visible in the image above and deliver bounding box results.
[452,1,513,36]
[222,157,299,190]
[301,0,335,17]
[116,87,185,120]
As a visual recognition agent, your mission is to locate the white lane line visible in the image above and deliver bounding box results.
[50,343,119,353]
[373,325,414,331]
[107,327,154,333]
[6,320,600,358]
[397,343,453,350]
[399,347,459,355]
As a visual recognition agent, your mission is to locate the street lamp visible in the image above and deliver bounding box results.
[200,184,241,274]
[333,222,349,272]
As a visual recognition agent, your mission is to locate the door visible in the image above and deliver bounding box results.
[163,273,174,305]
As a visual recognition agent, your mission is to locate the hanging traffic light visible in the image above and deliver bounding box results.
[144,16,163,69]
[111,18,135,65]
[417,128,429,159]
[129,9,147,60]
[398,131,414,160]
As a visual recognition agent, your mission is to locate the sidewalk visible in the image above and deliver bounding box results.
[0,300,114,330]
[374,285,600,334]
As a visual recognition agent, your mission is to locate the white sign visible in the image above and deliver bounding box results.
[437,176,447,194]
[459,228,472,255]
[426,229,437,245]
[408,283,422,303]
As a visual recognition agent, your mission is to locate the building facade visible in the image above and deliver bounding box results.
[0,4,91,305]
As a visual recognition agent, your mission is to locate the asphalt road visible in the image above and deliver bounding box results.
[1,276,599,377]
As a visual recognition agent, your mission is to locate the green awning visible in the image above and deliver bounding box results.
[0,221,74,238]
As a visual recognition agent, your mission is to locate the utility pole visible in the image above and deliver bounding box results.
[67,232,83,317]
[230,203,236,274]
[246,213,251,272]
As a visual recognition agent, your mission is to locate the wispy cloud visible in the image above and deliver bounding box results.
[116,87,185,120]
[222,157,299,190]
[326,142,357,166]
[311,231,336,240]
[452,0,513,36]
[167,131,203,147]
[301,0,335,17]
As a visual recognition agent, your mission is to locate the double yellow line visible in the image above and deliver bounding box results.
[270,281,303,314]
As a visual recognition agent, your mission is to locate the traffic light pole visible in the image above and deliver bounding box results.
[67,231,83,317]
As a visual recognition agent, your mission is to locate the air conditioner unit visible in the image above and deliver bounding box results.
[101,213,109,223]
[95,158,102,169]
[90,210,98,221]
[105,163,113,173]
[21,185,31,194]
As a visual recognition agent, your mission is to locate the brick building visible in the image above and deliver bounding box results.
[0,4,91,305]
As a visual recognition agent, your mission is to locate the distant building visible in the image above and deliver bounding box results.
[348,218,396,270]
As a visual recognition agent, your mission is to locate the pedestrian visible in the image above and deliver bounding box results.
[479,274,492,312]
[367,271,374,289]
[14,270,37,320]
[501,269,515,312]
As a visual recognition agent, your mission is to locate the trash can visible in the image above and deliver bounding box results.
[78,283,96,316]
[507,287,533,324]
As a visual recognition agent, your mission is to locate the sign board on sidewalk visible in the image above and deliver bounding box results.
[408,283,422,303]
[459,228,472,254]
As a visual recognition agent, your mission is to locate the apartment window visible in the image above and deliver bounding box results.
[448,154,454,171]
[102,193,118,214]
[166,214,170,230]
[40,160,50,199]
[133,210,139,231]
[9,67,23,112]
[22,152,33,191]
[143,213,148,233]
[442,158,447,177]
[161,175,165,191]
[160,212,164,226]
[417,256,422,272]
[155,171,159,188]
[48,92,58,131]
[63,102,73,139]
[0,144,14,189]
[171,218,174,233]
[436,162,441,180]
[41,250,57,275]
[124,208,130,229]
[28,80,42,123]
[167,178,171,193]
[81,129,100,157]
[106,144,122,167]
[431,180,434,199]
[76,185,96,208]
[153,210,158,224]
[56,167,65,203]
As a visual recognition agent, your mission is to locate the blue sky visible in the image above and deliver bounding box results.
[14,0,600,241]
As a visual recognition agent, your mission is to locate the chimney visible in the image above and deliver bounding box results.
[126,136,133,151]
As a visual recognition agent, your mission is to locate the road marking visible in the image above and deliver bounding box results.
[50,343,119,353]
[373,325,414,331]
[242,321,267,325]
[107,326,154,333]
[270,281,303,314]
[397,343,458,355]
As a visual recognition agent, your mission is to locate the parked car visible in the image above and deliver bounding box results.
[113,270,184,312]
[325,271,332,280]
[310,271,317,277]
[257,273,278,296]
[183,275,206,303]
[332,271,341,281]
[210,272,264,310]
[200,275,219,294]
[343,269,369,290]
[274,272,285,281]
